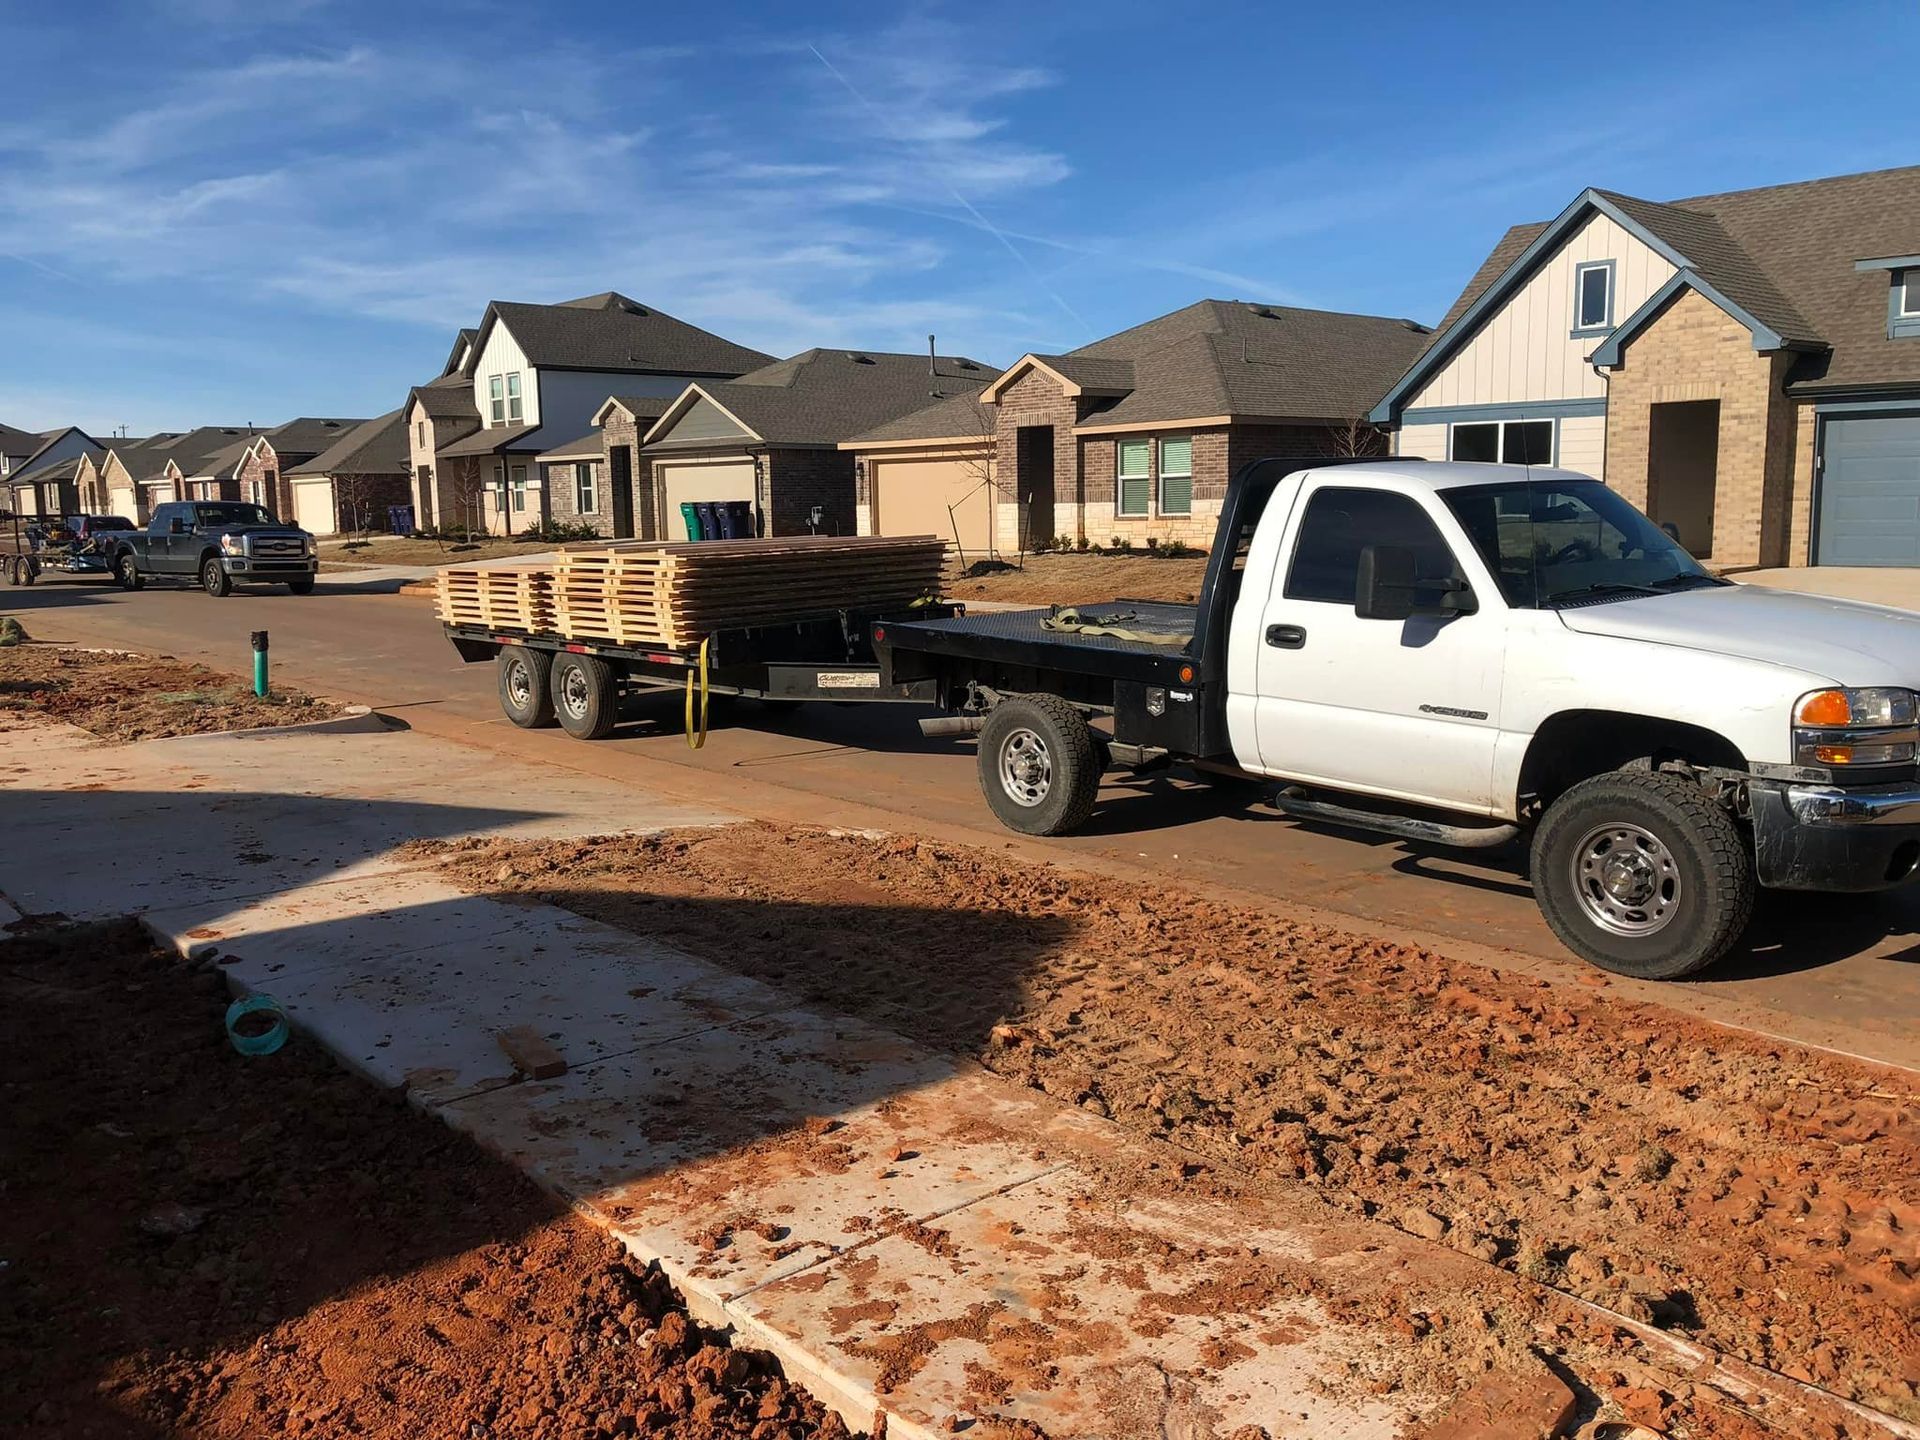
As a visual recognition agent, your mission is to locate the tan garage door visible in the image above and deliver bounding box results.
[107,486,140,522]
[291,479,337,535]
[659,458,755,540]
[871,457,995,558]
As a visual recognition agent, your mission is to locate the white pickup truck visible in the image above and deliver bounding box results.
[875,458,1920,980]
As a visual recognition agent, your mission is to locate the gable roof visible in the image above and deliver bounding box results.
[287,410,409,478]
[411,372,481,423]
[1375,166,1920,420]
[644,349,993,450]
[1009,300,1432,429]
[125,426,250,482]
[10,425,102,474]
[476,290,774,376]
[0,421,41,458]
[592,394,678,427]
[196,418,367,477]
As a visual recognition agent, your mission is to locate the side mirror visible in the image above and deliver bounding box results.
[1355,544,1418,620]
[1356,544,1477,620]
[170,518,190,535]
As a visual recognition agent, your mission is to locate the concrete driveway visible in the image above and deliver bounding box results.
[1739,565,1920,608]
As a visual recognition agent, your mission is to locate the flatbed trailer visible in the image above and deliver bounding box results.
[442,600,960,741]
[2,512,119,587]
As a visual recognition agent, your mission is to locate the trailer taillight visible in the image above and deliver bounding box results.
[1178,664,1195,684]
[873,626,886,643]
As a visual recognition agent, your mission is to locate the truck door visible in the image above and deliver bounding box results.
[146,504,182,573]
[1251,480,1506,813]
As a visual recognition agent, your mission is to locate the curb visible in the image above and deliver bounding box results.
[157,704,390,742]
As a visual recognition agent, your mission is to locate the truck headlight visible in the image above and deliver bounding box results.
[1794,688,1918,766]
[219,533,243,555]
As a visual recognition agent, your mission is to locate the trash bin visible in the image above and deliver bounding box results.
[679,501,704,541]
[694,501,721,542]
[720,499,755,540]
[387,504,415,537]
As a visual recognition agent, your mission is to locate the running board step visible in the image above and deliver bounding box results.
[1269,787,1520,849]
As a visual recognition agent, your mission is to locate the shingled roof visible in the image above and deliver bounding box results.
[1042,301,1433,428]
[645,350,993,449]
[288,410,409,478]
[1396,165,1920,404]
[843,388,998,447]
[479,291,774,376]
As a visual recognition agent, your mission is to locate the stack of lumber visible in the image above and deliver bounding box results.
[433,564,556,634]
[552,535,946,648]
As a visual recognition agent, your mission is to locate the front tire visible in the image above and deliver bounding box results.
[116,554,145,591]
[498,647,556,729]
[200,556,232,597]
[976,693,1103,836]
[1531,769,1754,979]
[549,652,618,739]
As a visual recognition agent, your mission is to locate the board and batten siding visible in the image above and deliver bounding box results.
[472,322,539,428]
[1408,213,1675,411]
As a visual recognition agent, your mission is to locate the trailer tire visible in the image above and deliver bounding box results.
[978,693,1102,836]
[1531,769,1754,980]
[4,557,20,587]
[19,557,35,585]
[550,652,618,740]
[115,553,145,590]
[498,647,556,729]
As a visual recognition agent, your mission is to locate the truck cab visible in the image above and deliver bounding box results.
[878,458,1920,979]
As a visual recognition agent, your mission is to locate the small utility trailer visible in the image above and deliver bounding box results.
[442,601,962,742]
[2,512,128,588]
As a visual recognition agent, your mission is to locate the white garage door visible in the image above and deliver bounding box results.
[107,486,140,522]
[292,479,337,535]
[659,458,755,541]
[871,457,995,558]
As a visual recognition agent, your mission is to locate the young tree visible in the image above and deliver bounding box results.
[1321,416,1390,459]
[442,456,487,543]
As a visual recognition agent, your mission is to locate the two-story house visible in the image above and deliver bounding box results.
[405,292,770,537]
[1370,165,1920,568]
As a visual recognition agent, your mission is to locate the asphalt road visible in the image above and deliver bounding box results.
[9,566,1920,1070]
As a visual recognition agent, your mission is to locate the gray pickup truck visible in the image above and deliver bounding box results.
[105,501,318,596]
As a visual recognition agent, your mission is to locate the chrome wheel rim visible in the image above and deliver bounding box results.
[559,665,591,720]
[1572,822,1681,936]
[999,727,1052,808]
[505,657,533,708]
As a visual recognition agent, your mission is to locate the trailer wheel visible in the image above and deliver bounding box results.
[4,557,20,587]
[1531,769,1754,979]
[115,553,145,590]
[977,693,1102,836]
[498,647,556,729]
[550,652,618,740]
[19,557,35,586]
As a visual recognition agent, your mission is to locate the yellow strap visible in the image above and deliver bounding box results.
[684,636,710,749]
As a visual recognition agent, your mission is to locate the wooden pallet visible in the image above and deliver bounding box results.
[434,565,557,635]
[551,536,946,648]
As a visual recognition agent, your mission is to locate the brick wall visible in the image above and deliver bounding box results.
[327,472,412,534]
[233,443,281,513]
[1786,403,1818,566]
[1603,288,1795,568]
[991,369,1076,550]
[765,448,856,537]
[599,408,656,540]
[543,457,612,535]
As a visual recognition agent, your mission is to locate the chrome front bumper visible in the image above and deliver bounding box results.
[1784,783,1920,826]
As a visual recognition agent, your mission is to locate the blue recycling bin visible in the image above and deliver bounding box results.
[387,504,415,537]
[679,501,704,541]
[720,499,755,539]
[694,501,721,542]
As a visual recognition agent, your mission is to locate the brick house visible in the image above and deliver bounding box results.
[587,396,676,540]
[88,434,184,520]
[536,429,610,535]
[840,389,999,560]
[182,418,365,516]
[1370,165,1920,567]
[404,294,770,538]
[961,301,1432,553]
[3,427,105,517]
[284,410,411,535]
[637,349,991,540]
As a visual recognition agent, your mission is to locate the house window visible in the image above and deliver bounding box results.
[575,462,596,514]
[1901,271,1920,318]
[506,372,523,423]
[1573,260,1615,333]
[1450,419,1554,466]
[510,464,528,512]
[1117,439,1151,517]
[1157,435,1192,516]
[416,419,426,449]
[489,376,505,424]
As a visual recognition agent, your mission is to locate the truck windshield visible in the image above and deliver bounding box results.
[1441,479,1722,609]
[193,504,275,527]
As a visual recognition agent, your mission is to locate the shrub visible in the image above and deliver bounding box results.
[0,616,25,647]
[1075,535,1090,553]
[524,518,601,543]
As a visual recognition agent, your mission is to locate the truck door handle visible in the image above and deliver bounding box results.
[1265,624,1306,649]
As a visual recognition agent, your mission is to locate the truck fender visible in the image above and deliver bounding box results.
[1514,709,1747,815]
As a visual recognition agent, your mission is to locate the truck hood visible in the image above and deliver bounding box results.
[1556,584,1920,687]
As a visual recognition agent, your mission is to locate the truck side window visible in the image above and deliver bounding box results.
[148,504,176,535]
[1284,487,1459,605]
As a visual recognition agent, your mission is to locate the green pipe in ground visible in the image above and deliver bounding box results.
[251,630,269,697]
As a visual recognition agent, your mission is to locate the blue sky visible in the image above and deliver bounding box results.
[2,0,1915,435]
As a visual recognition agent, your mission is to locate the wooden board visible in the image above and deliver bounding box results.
[436,536,947,649]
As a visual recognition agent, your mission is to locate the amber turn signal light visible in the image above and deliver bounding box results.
[1797,690,1853,726]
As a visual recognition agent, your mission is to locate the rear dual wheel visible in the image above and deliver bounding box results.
[116,554,145,590]
[550,652,619,740]
[497,647,555,729]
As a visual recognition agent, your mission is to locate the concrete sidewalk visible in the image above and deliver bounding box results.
[0,715,1886,1440]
